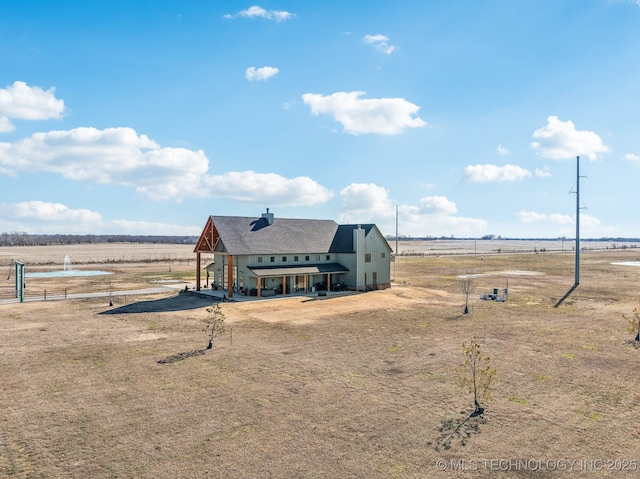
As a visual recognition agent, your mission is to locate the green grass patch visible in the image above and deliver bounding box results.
[577,410,603,420]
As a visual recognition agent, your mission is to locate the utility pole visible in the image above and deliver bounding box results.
[394,204,398,279]
[575,156,580,285]
[574,156,586,286]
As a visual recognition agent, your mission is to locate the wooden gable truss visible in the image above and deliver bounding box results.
[194,216,220,254]
[193,217,235,295]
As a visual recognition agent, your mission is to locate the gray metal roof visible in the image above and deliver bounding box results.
[210,215,340,255]
[248,263,349,277]
[329,224,375,252]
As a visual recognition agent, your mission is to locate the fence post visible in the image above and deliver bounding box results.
[44,289,46,301]
[15,262,24,303]
[64,289,67,299]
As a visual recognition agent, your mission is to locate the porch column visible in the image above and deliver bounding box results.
[196,252,201,291]
[327,273,331,292]
[227,254,234,299]
[282,275,286,295]
[305,274,309,293]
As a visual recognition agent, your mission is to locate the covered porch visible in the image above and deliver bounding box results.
[246,263,349,298]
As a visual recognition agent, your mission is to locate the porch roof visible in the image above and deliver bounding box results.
[247,263,349,278]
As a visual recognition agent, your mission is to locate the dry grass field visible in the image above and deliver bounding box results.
[0,243,196,266]
[2,244,640,478]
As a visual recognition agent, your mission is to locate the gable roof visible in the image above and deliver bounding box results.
[329,224,374,252]
[195,214,393,256]
[205,215,340,256]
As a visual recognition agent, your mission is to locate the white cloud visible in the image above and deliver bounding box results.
[202,171,333,206]
[302,91,426,135]
[547,213,574,225]
[0,127,208,201]
[339,183,394,217]
[464,164,532,183]
[338,183,487,236]
[535,165,552,178]
[0,81,65,132]
[531,116,610,161]
[497,144,509,155]
[0,127,332,205]
[516,211,549,223]
[398,200,486,237]
[225,5,294,21]
[517,210,600,228]
[0,200,202,235]
[0,201,103,234]
[418,196,458,215]
[580,214,601,228]
[0,201,102,223]
[245,66,279,81]
[363,34,395,54]
[622,153,640,163]
[0,116,14,133]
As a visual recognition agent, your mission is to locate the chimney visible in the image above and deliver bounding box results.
[262,208,274,225]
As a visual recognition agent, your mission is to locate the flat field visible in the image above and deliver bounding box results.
[2,244,640,478]
[0,243,195,266]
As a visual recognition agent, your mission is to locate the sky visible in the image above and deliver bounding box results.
[1,0,639,239]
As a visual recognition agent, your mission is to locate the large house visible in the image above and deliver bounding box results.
[193,209,393,298]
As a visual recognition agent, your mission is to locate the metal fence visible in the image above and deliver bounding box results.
[0,288,67,304]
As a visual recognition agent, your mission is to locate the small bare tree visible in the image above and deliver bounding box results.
[459,274,475,314]
[623,307,640,342]
[440,338,496,448]
[204,303,226,350]
[456,339,496,416]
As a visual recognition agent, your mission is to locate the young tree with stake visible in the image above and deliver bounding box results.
[456,339,495,416]
[440,339,496,448]
[204,303,226,350]
[459,274,475,314]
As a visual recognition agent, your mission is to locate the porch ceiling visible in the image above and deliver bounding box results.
[247,263,349,277]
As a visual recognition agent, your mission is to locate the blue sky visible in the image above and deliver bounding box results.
[1,0,639,238]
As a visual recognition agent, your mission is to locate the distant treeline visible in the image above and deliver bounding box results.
[386,235,640,242]
[0,232,198,247]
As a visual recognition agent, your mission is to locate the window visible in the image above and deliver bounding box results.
[381,252,386,258]
[315,255,320,261]
[294,256,299,262]
[270,256,275,263]
[373,272,377,284]
[365,253,372,263]
[305,256,310,261]
[257,257,263,263]
[326,255,330,260]
[282,256,287,262]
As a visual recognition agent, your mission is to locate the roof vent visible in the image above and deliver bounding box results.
[262,208,274,225]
